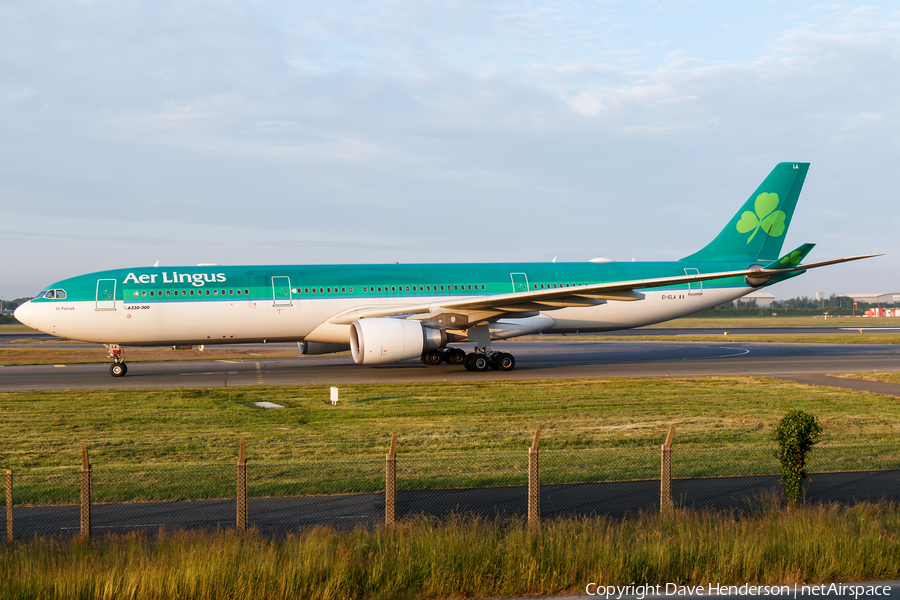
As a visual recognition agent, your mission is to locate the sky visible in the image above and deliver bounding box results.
[1,1,898,301]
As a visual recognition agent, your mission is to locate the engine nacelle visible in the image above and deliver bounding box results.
[350,318,446,365]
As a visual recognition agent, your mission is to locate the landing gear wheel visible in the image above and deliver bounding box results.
[446,348,466,365]
[495,353,515,371]
[421,349,443,366]
[466,353,490,372]
[110,363,127,377]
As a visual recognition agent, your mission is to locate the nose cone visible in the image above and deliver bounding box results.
[13,301,37,329]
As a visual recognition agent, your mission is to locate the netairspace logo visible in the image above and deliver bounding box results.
[583,581,894,598]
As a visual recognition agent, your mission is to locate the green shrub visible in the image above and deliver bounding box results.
[774,410,822,508]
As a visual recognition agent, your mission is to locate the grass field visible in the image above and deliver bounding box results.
[3,503,899,599]
[835,371,900,384]
[653,316,900,328]
[4,378,898,466]
[2,378,898,502]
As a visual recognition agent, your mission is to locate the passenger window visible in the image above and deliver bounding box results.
[213,290,218,295]
[166,290,171,297]
[229,289,233,295]
[312,288,316,294]
[133,291,139,298]
[391,286,396,292]
[142,291,147,297]
[174,291,179,297]
[341,287,346,293]
[244,289,249,295]
[205,290,210,296]
[348,287,353,293]
[405,286,410,292]
[319,287,323,293]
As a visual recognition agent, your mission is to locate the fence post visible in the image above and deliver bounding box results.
[385,434,397,527]
[237,439,248,532]
[5,469,11,546]
[528,428,540,527]
[660,426,675,516]
[80,446,91,539]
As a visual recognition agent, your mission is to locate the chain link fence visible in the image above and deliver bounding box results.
[4,443,899,542]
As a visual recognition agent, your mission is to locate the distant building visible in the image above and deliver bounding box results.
[846,293,900,305]
[734,291,777,307]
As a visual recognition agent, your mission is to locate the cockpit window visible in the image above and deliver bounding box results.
[36,289,66,299]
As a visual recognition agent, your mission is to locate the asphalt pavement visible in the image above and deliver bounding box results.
[5,470,898,540]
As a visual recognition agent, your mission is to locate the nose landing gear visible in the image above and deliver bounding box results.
[105,344,128,377]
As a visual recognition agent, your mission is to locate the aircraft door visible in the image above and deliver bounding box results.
[684,268,702,296]
[96,279,117,310]
[272,276,293,306]
[510,273,529,293]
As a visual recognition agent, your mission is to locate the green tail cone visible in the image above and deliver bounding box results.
[682,163,809,263]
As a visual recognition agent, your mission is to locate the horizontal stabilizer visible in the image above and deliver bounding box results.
[763,243,816,269]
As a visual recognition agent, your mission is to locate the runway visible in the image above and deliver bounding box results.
[2,337,899,391]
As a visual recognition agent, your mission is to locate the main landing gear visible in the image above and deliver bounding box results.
[105,344,128,377]
[420,325,517,372]
[420,348,516,371]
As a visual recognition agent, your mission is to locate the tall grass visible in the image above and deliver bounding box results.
[3,501,899,600]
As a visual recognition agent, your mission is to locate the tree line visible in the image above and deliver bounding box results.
[696,294,896,317]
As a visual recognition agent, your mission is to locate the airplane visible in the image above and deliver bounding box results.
[15,162,877,377]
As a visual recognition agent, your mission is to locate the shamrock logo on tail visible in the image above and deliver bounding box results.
[736,193,787,243]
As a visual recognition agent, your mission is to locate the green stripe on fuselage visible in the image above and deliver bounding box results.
[33,260,756,303]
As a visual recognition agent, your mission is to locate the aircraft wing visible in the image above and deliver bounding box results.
[329,254,879,326]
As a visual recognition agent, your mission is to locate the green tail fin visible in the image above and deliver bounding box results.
[682,162,809,263]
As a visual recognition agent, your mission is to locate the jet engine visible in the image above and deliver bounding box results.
[350,318,446,365]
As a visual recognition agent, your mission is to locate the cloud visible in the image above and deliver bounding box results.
[0,1,898,299]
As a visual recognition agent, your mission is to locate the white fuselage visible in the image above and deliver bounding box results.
[15,286,749,346]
